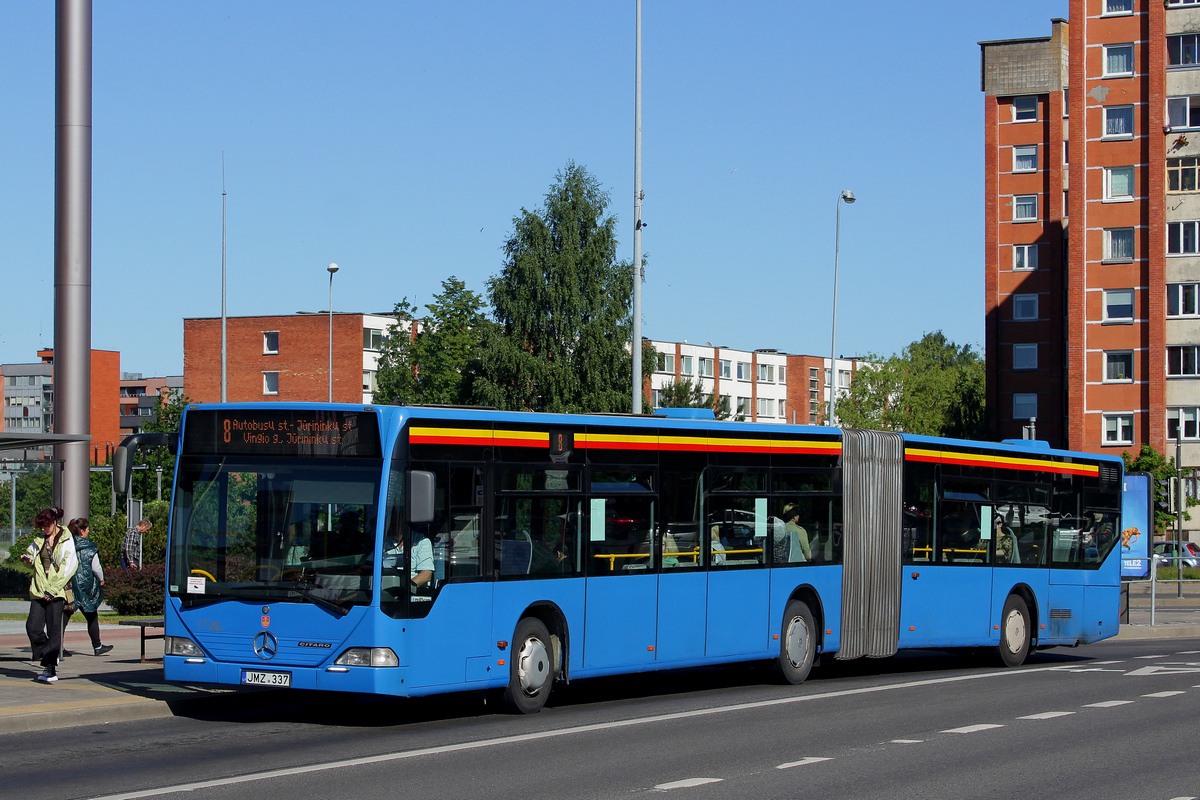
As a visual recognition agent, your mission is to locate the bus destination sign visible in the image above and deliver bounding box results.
[183,409,381,458]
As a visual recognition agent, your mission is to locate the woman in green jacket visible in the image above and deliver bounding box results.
[66,518,113,657]
[20,507,78,683]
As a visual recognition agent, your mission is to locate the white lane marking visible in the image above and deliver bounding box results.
[1135,654,1169,659]
[1087,660,1124,665]
[1176,650,1200,655]
[655,778,723,790]
[891,739,923,744]
[941,724,1004,734]
[83,664,1085,800]
[1142,690,1186,698]
[1017,711,1075,720]
[1168,796,1197,800]
[1049,666,1124,673]
[776,757,832,770]
[1084,700,1135,707]
[1126,665,1200,677]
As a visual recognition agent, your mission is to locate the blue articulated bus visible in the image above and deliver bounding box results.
[115,403,1124,713]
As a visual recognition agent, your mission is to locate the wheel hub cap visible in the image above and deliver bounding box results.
[1004,610,1026,653]
[517,636,550,696]
[785,615,810,668]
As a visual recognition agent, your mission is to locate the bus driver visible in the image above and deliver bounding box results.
[383,531,434,590]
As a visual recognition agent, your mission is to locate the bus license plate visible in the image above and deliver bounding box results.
[241,670,291,687]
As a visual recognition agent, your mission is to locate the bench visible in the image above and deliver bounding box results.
[119,618,165,663]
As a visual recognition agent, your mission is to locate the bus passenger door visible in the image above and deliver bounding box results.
[656,523,706,663]
[583,495,658,670]
[705,496,771,658]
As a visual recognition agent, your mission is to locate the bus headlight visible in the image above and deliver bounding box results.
[165,636,204,657]
[334,647,399,667]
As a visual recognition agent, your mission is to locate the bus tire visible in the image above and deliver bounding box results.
[502,617,554,714]
[775,600,816,685]
[996,595,1030,667]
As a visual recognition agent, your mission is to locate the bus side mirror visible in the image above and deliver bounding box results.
[408,470,435,524]
[113,443,133,495]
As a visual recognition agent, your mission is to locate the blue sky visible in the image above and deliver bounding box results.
[0,1,1066,377]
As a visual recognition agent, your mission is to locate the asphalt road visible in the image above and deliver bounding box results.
[13,639,1200,800]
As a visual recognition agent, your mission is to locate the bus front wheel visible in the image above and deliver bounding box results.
[996,595,1031,667]
[503,617,553,714]
[775,600,816,685]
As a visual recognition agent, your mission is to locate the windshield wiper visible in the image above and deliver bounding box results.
[286,586,351,617]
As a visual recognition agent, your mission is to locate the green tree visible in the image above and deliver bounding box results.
[655,377,733,420]
[375,279,490,406]
[1123,444,1195,534]
[835,331,987,439]
[473,162,636,413]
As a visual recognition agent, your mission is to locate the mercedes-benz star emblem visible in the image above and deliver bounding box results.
[253,631,278,660]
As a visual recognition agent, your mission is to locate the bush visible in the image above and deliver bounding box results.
[3,532,36,568]
[0,563,32,597]
[104,564,166,616]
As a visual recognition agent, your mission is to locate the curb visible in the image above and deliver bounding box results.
[1113,624,1200,640]
[0,697,175,734]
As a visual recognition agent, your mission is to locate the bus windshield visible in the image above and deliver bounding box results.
[168,455,382,613]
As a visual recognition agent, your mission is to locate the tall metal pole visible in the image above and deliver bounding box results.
[631,0,644,414]
[328,263,339,402]
[828,190,855,426]
[221,153,227,402]
[1177,435,1184,597]
[53,0,92,519]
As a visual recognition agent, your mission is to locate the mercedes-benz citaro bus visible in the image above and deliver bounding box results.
[112,403,1124,713]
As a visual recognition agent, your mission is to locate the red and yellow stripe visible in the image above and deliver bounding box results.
[904,447,1101,477]
[409,426,842,456]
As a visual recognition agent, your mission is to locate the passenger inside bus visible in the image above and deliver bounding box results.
[775,502,811,564]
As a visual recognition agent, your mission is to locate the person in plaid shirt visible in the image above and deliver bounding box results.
[121,519,152,569]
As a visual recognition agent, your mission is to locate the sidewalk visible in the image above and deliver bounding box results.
[3,590,1200,735]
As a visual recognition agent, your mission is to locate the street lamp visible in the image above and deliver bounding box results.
[828,189,855,427]
[327,263,339,402]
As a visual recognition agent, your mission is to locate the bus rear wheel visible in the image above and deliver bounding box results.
[775,600,816,685]
[503,617,554,714]
[995,595,1030,667]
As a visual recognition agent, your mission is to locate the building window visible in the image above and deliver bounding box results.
[756,363,775,383]
[779,399,786,420]
[1105,351,1134,382]
[1013,96,1038,122]
[1104,414,1134,445]
[1168,407,1200,441]
[1168,345,1200,376]
[1104,289,1134,322]
[756,397,774,418]
[656,352,675,373]
[1104,0,1133,13]
[737,361,751,381]
[1013,294,1039,320]
[1013,393,1037,420]
[651,389,663,407]
[1102,105,1134,138]
[1169,221,1200,254]
[262,331,279,355]
[1170,34,1200,67]
[1013,343,1038,370]
[737,397,751,416]
[697,357,714,378]
[1013,244,1038,271]
[1168,0,1200,6]
[719,359,731,379]
[1013,145,1038,172]
[1104,167,1134,201]
[1104,228,1135,262]
[263,372,279,395]
[1168,283,1200,317]
[680,356,694,376]
[1168,95,1200,129]
[362,370,376,392]
[1168,157,1199,192]
[717,395,731,415]
[778,366,786,383]
[363,328,385,351]
[1103,44,1134,77]
[1013,195,1038,221]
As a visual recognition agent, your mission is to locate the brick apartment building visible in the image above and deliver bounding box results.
[1,349,121,464]
[183,312,408,404]
[646,339,865,425]
[982,1,1200,477]
[120,373,183,435]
